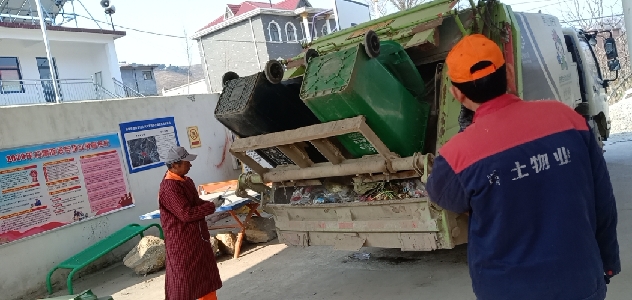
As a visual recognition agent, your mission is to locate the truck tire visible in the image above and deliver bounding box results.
[589,119,604,150]
[574,103,590,116]
[222,71,239,87]
[364,30,380,58]
[264,60,284,85]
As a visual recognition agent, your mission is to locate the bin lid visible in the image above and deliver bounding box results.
[300,46,360,100]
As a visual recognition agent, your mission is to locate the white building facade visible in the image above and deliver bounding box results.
[0,22,126,105]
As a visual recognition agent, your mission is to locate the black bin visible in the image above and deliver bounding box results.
[215,72,327,167]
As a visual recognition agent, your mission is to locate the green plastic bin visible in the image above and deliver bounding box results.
[376,41,426,101]
[299,42,430,158]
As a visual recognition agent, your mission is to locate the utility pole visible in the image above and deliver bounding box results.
[34,0,61,103]
[624,0,632,58]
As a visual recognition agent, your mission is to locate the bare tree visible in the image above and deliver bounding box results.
[363,0,388,18]
[386,0,428,11]
[364,0,430,17]
[562,0,631,104]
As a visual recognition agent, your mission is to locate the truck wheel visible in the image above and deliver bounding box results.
[222,71,239,87]
[304,49,319,65]
[589,119,604,150]
[364,30,380,58]
[264,60,284,84]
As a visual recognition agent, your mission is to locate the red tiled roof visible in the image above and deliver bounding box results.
[197,0,302,33]
[227,4,241,14]
[274,0,302,10]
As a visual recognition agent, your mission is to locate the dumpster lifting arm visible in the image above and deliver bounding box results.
[230,116,434,184]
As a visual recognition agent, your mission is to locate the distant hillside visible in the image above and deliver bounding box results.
[154,64,205,94]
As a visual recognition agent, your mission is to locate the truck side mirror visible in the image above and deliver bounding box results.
[604,37,618,60]
[608,59,621,72]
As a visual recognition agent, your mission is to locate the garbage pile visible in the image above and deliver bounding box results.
[289,178,427,205]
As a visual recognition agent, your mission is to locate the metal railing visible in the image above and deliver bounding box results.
[0,79,120,106]
[112,78,145,98]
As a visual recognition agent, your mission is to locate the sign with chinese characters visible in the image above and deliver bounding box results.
[119,117,180,174]
[511,147,572,181]
[187,126,201,149]
[0,133,132,245]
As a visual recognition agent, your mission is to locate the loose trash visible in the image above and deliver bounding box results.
[289,178,427,205]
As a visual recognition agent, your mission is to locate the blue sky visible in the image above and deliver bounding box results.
[63,0,623,66]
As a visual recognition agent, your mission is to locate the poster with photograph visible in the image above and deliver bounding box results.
[0,133,132,245]
[119,117,180,174]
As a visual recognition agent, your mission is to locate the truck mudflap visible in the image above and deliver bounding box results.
[269,198,468,251]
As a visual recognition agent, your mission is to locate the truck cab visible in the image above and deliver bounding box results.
[515,12,616,146]
[562,29,611,142]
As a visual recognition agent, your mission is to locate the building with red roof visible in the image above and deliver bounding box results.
[191,0,340,93]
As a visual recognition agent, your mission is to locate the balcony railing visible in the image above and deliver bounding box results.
[113,78,145,98]
[0,79,120,106]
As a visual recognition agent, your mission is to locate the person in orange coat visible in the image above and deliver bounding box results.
[159,146,223,300]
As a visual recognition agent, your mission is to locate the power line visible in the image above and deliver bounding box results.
[561,13,624,23]
[525,0,571,12]
[509,0,562,6]
[71,14,187,39]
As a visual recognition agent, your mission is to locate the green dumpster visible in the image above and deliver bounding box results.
[300,41,430,158]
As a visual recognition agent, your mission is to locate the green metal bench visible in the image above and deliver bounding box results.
[46,223,164,295]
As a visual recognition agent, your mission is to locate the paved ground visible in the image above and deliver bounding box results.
[41,133,632,300]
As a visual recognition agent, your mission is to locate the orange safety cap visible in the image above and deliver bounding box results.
[446,34,505,83]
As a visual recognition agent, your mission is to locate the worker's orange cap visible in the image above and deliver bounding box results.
[446,34,505,83]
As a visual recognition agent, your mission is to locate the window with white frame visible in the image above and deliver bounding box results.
[268,21,282,42]
[285,22,298,42]
[299,21,316,40]
[321,24,329,36]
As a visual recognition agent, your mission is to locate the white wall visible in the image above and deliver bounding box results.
[0,94,240,299]
[163,80,209,96]
[0,27,123,105]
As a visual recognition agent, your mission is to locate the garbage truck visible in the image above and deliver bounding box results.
[214,0,622,252]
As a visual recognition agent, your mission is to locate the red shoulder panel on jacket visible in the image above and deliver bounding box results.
[440,100,588,174]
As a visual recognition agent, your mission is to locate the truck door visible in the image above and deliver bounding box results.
[577,37,610,139]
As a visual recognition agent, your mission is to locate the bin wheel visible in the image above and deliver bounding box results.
[264,60,284,84]
[222,71,239,87]
[364,30,380,58]
[304,49,319,65]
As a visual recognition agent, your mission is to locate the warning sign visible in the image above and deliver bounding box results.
[187,126,201,148]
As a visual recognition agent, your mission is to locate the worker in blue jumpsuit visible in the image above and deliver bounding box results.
[426,34,620,300]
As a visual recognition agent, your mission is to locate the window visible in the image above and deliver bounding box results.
[285,22,298,42]
[142,70,153,80]
[299,22,315,40]
[0,57,23,93]
[310,22,316,38]
[36,57,62,102]
[224,6,234,20]
[268,21,281,42]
